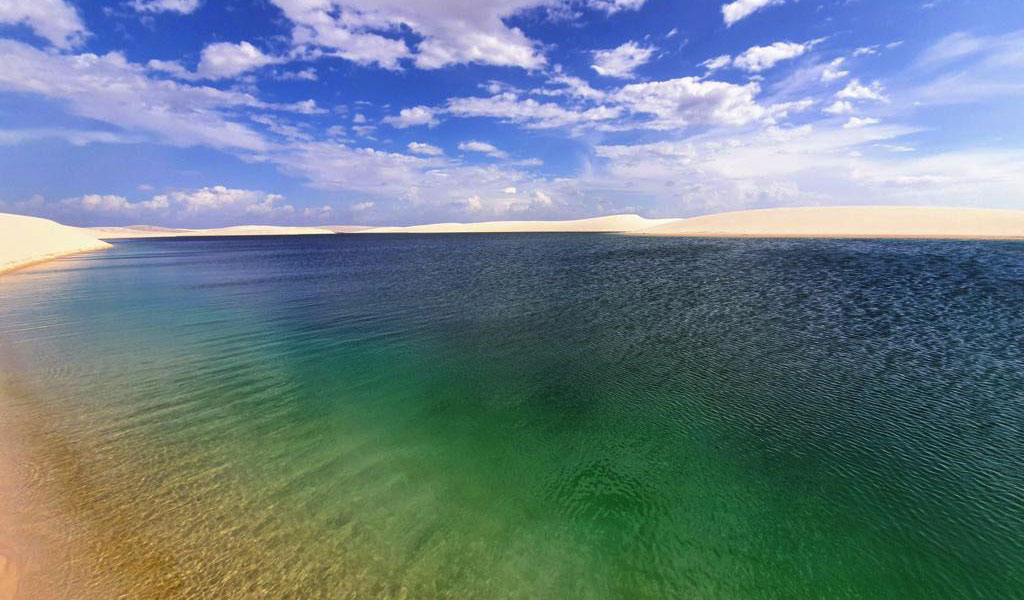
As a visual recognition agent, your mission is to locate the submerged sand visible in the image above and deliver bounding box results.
[358,214,679,234]
[0,213,111,274]
[632,206,1024,239]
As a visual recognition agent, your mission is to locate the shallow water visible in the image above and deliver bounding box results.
[1,234,1022,599]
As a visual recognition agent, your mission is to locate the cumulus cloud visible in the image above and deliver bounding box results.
[592,41,656,79]
[823,100,853,115]
[612,77,765,129]
[62,186,296,221]
[197,41,282,79]
[722,0,784,27]
[459,140,508,158]
[447,92,621,129]
[149,41,283,80]
[130,0,201,14]
[821,58,849,82]
[382,106,440,128]
[0,0,87,48]
[407,142,444,156]
[586,0,647,13]
[836,79,888,102]
[269,0,551,70]
[733,41,809,72]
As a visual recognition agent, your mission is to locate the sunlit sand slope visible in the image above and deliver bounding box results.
[0,213,111,273]
[359,214,679,233]
[632,206,1024,239]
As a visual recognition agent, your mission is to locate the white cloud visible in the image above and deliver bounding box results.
[0,128,137,146]
[722,0,784,26]
[154,186,294,216]
[129,0,201,14]
[853,45,879,57]
[843,116,880,129]
[836,79,888,102]
[612,77,765,129]
[666,28,678,39]
[733,41,808,72]
[276,67,318,81]
[0,0,87,48]
[60,186,295,221]
[821,57,849,82]
[382,106,440,128]
[586,0,647,13]
[700,55,732,73]
[0,40,320,151]
[407,141,444,156]
[592,41,655,79]
[768,98,815,120]
[537,74,606,101]
[148,42,285,80]
[909,30,1024,105]
[447,92,621,129]
[269,0,550,70]
[197,41,282,79]
[459,140,508,158]
[69,194,135,212]
[823,100,853,114]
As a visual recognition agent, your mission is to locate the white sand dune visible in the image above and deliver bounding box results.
[633,206,1024,239]
[321,225,374,233]
[359,214,679,234]
[85,225,336,238]
[0,212,111,274]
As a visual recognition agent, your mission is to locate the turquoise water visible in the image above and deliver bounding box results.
[1,234,1022,599]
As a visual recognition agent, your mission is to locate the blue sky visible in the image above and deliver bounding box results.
[0,0,1022,226]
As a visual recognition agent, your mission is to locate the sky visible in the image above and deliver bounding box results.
[0,0,1022,226]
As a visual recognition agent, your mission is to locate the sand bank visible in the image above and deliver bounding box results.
[358,214,679,234]
[321,225,373,233]
[0,213,111,274]
[632,206,1024,239]
[85,225,336,239]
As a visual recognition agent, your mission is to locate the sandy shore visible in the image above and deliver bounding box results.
[0,213,111,274]
[632,206,1024,239]
[358,214,679,234]
[5,206,1022,277]
[84,225,337,239]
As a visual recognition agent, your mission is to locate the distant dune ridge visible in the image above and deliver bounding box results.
[4,206,1024,275]
[0,213,111,274]
[631,206,1024,238]
[357,214,679,234]
[84,225,336,238]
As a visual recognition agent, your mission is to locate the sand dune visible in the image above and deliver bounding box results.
[0,213,111,274]
[633,206,1024,239]
[85,225,336,239]
[321,225,373,233]
[359,214,679,234]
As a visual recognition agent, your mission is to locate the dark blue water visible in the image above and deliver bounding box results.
[1,234,1022,599]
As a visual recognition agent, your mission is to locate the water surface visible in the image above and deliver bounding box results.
[1,234,1022,598]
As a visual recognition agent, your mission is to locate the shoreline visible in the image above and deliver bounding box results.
[0,245,113,277]
[629,232,1024,240]
[4,206,1024,276]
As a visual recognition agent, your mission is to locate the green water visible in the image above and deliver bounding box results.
[1,235,1022,598]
